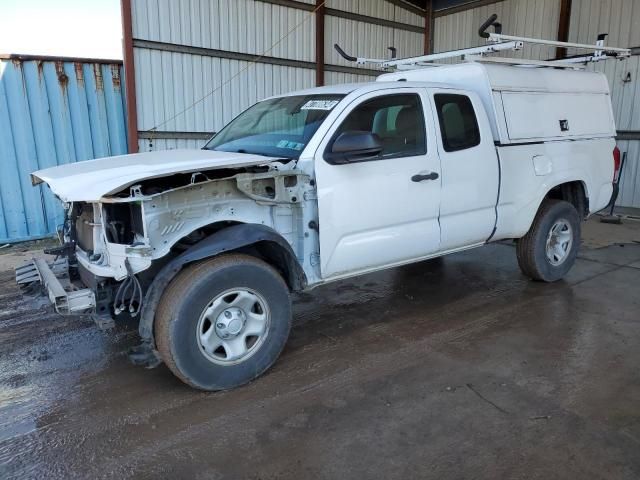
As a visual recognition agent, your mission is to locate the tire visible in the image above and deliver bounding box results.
[516,199,581,282]
[155,254,291,391]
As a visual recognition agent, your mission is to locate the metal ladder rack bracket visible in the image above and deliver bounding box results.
[333,14,631,72]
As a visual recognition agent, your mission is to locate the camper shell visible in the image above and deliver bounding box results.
[377,62,616,144]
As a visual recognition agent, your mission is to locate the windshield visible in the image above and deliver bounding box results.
[203,94,345,159]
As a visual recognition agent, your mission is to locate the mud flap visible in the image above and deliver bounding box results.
[128,341,162,368]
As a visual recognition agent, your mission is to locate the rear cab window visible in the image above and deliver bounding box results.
[434,94,481,152]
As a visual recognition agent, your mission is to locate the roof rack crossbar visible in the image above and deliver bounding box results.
[332,14,631,72]
[486,32,631,54]
[334,41,523,70]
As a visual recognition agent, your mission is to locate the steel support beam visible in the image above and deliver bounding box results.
[258,0,425,33]
[137,131,215,140]
[325,8,425,33]
[556,0,573,59]
[316,0,325,86]
[617,131,640,141]
[120,0,139,153]
[132,39,381,76]
[424,0,433,54]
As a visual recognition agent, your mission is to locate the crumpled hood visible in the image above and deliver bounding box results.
[31,149,275,202]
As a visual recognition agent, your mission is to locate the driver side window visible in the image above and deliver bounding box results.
[333,94,426,160]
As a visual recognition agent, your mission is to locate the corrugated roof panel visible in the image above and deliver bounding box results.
[0,58,127,243]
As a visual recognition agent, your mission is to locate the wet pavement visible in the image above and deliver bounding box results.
[1,238,640,479]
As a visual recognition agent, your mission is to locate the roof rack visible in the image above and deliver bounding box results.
[334,14,631,71]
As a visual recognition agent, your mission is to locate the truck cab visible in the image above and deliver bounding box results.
[306,82,499,278]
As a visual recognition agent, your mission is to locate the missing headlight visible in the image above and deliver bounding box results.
[103,203,144,245]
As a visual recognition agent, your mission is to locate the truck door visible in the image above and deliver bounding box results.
[314,88,441,279]
[430,90,499,250]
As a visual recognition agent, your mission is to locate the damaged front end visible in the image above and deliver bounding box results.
[15,152,314,345]
[14,202,132,329]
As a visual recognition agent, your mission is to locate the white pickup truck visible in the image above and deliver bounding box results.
[17,53,623,390]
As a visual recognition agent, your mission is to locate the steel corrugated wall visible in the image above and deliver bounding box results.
[134,50,315,139]
[0,58,127,243]
[132,0,316,62]
[570,0,640,208]
[132,0,318,151]
[130,0,425,151]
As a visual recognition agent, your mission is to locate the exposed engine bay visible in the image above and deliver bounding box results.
[18,160,317,328]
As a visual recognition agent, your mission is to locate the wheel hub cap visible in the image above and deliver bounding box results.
[196,289,271,365]
[215,308,246,338]
[545,219,573,266]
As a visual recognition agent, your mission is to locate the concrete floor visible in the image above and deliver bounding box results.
[1,219,639,479]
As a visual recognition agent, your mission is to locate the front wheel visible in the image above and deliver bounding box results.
[516,199,581,282]
[155,254,292,391]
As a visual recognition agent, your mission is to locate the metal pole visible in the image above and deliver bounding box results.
[120,0,139,153]
[315,0,325,86]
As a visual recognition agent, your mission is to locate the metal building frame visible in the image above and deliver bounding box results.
[120,0,431,153]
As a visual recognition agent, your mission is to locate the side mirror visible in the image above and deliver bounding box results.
[325,131,383,164]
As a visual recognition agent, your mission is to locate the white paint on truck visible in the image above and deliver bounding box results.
[30,61,616,284]
[19,60,620,389]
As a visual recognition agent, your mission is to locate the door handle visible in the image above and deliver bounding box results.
[411,172,439,182]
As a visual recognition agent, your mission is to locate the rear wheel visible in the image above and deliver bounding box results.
[155,254,292,391]
[516,199,581,282]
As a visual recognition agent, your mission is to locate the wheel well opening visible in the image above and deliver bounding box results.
[238,241,306,292]
[146,222,306,294]
[139,221,244,285]
[173,221,244,251]
[546,181,588,218]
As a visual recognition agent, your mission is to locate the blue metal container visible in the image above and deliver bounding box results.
[0,55,128,243]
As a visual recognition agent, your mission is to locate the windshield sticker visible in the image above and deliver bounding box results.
[277,140,305,150]
[300,99,340,111]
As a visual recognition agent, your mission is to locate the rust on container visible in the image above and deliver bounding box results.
[37,60,44,79]
[110,64,121,89]
[93,64,104,91]
[74,62,84,86]
[55,61,69,87]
